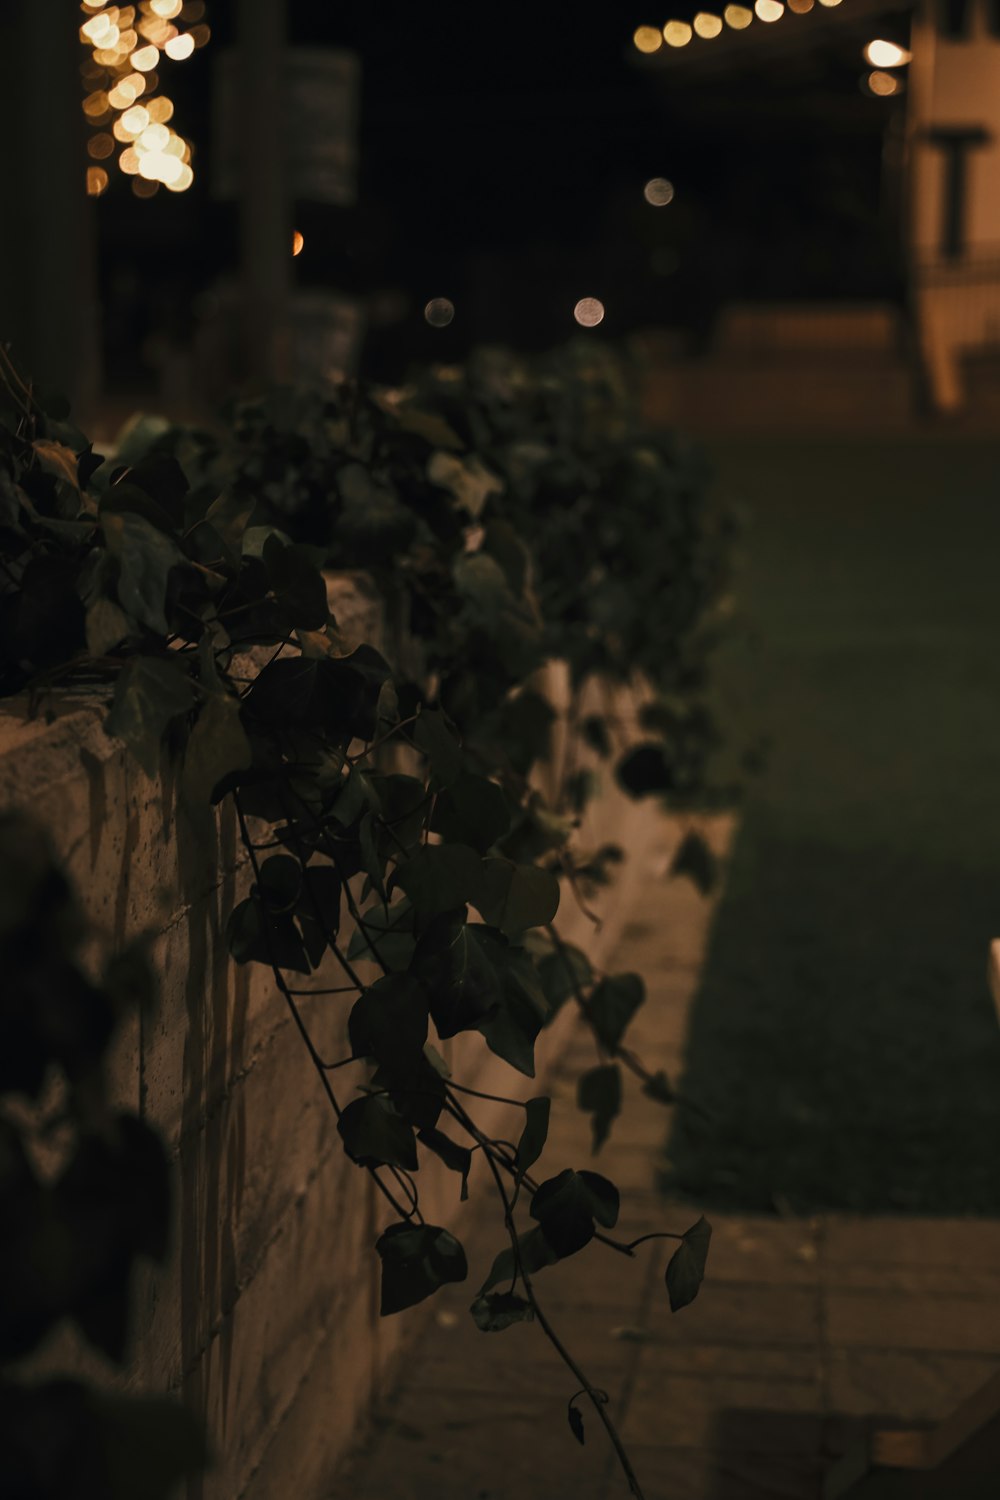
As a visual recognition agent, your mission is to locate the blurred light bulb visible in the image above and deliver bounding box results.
[573,298,605,328]
[788,0,814,11]
[424,297,456,327]
[146,95,174,123]
[121,104,150,133]
[755,0,784,21]
[131,44,159,69]
[663,20,693,44]
[119,147,141,174]
[88,132,115,159]
[864,39,912,66]
[694,11,724,36]
[292,230,305,256]
[724,5,753,26]
[151,0,183,16]
[633,24,663,52]
[165,162,194,192]
[165,32,194,59]
[86,165,109,196]
[867,69,901,95]
[644,177,675,205]
[140,121,170,150]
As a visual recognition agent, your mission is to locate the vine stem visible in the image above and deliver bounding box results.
[452,1093,646,1500]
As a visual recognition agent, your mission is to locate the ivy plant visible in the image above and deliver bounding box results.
[0,341,734,1499]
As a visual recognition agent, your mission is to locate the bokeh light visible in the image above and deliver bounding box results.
[864,39,912,67]
[663,20,693,45]
[573,298,605,328]
[131,45,160,71]
[86,165,109,196]
[633,24,663,52]
[88,132,115,159]
[165,33,195,59]
[755,0,784,21]
[724,5,754,27]
[292,230,305,257]
[693,12,724,37]
[787,0,814,11]
[424,298,456,327]
[644,177,675,206]
[867,69,902,95]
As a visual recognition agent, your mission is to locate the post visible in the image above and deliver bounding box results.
[237,0,290,385]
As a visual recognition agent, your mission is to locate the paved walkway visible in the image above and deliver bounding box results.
[331,818,1000,1500]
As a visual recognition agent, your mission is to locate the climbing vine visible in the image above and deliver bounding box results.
[0,340,736,1498]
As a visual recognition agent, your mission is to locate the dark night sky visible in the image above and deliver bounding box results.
[99,0,913,382]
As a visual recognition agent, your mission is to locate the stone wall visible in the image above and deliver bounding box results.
[0,591,668,1500]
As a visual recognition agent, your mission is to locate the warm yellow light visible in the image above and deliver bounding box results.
[131,44,159,69]
[118,28,138,50]
[633,24,663,52]
[817,0,841,7]
[644,176,675,205]
[867,69,901,95]
[755,0,784,21]
[108,81,138,109]
[694,11,724,36]
[146,95,174,123]
[864,39,912,67]
[151,0,183,16]
[113,117,136,142]
[119,147,141,174]
[724,4,753,26]
[663,20,693,44]
[121,104,150,133]
[86,165,109,197]
[83,89,110,117]
[81,14,113,43]
[164,133,186,157]
[424,297,456,327]
[120,71,146,96]
[165,162,194,192]
[292,230,305,257]
[787,0,814,11]
[164,32,194,59]
[88,132,115,159]
[573,297,605,328]
[139,121,170,151]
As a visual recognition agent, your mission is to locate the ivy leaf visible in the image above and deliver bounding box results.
[263,537,328,630]
[346,897,415,971]
[476,859,560,937]
[32,438,79,489]
[479,1226,559,1294]
[587,973,645,1054]
[105,657,197,778]
[417,1126,473,1199]
[665,1216,712,1312]
[359,810,387,902]
[670,829,718,895]
[615,743,675,798]
[376,1223,468,1315]
[536,942,592,1016]
[337,1094,418,1170]
[413,707,463,787]
[530,1168,619,1257]
[256,855,303,913]
[348,974,429,1070]
[577,1064,622,1153]
[470,1292,535,1332]
[226,894,311,974]
[477,944,549,1077]
[411,913,505,1038]
[85,597,130,657]
[102,511,184,636]
[430,772,510,854]
[515,1097,550,1184]
[394,844,483,919]
[642,1070,675,1105]
[181,691,252,810]
[568,1405,586,1446]
[372,1053,446,1132]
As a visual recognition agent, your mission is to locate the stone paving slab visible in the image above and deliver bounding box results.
[331,814,1000,1500]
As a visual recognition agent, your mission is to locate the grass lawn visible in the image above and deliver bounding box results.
[664,438,1000,1214]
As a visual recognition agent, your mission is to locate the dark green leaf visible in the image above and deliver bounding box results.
[411,913,505,1038]
[529,1167,619,1258]
[417,1126,473,1198]
[430,772,510,854]
[102,511,184,636]
[577,1063,622,1153]
[413,707,463,787]
[665,1216,712,1312]
[263,537,328,630]
[479,1225,559,1294]
[376,1223,467,1315]
[670,829,718,895]
[348,974,429,1069]
[477,945,549,1077]
[515,1097,550,1183]
[105,657,196,778]
[587,973,645,1053]
[226,894,310,974]
[337,1094,418,1170]
[470,1292,534,1332]
[615,743,675,798]
[536,943,592,1017]
[476,859,560,936]
[642,1070,675,1105]
[394,843,483,919]
[568,1405,586,1446]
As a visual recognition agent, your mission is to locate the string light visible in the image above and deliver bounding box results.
[864,39,911,67]
[693,11,724,37]
[573,298,605,328]
[424,298,456,327]
[644,177,675,205]
[292,230,305,256]
[755,0,784,21]
[724,5,754,27]
[663,20,693,45]
[633,24,663,52]
[79,0,204,197]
